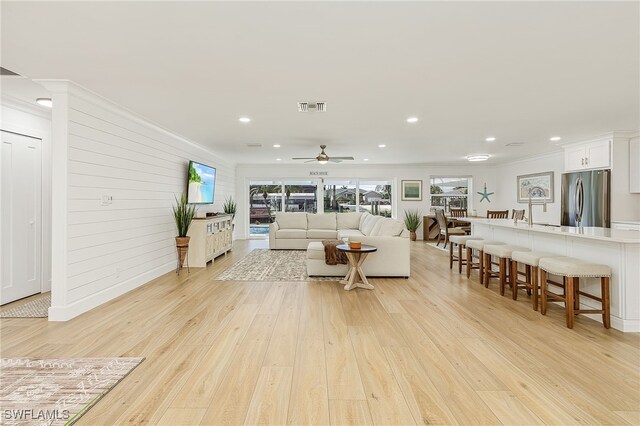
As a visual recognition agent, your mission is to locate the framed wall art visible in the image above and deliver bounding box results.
[401,180,422,201]
[517,171,554,203]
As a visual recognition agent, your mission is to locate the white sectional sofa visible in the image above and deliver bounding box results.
[269,212,411,277]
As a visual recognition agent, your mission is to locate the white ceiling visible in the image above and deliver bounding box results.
[1,1,638,165]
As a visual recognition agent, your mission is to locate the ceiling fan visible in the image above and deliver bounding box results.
[292,145,355,164]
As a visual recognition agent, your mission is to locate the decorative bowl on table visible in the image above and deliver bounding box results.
[349,241,362,249]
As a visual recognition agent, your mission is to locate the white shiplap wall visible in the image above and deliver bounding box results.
[44,81,234,319]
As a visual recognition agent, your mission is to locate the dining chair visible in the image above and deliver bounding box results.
[450,208,471,234]
[435,209,466,248]
[512,209,525,220]
[487,210,509,219]
[450,208,468,218]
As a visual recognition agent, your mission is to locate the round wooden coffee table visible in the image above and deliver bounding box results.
[337,243,378,291]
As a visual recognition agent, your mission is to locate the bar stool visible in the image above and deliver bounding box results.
[483,245,530,296]
[510,251,557,310]
[465,240,505,285]
[449,235,482,274]
[539,257,611,329]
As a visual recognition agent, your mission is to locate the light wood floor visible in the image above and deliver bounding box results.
[1,240,639,425]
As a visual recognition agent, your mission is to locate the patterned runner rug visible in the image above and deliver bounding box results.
[0,295,51,318]
[216,249,338,281]
[0,357,144,425]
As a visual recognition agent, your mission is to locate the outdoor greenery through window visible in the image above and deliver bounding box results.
[430,176,471,212]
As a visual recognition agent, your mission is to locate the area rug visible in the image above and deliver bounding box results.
[216,249,338,281]
[0,357,144,425]
[0,295,51,318]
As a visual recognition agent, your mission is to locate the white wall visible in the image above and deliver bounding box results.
[610,134,640,222]
[40,81,235,321]
[0,98,53,292]
[493,151,564,225]
[235,163,498,240]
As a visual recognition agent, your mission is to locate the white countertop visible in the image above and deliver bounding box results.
[466,218,640,243]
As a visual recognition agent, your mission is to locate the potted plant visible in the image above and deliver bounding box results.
[223,196,237,229]
[403,209,423,241]
[173,192,197,269]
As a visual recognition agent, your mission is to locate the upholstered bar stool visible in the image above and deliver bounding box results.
[483,245,530,296]
[449,235,483,274]
[510,251,557,310]
[465,240,505,285]
[539,257,611,329]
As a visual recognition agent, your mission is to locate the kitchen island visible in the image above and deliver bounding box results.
[467,218,640,332]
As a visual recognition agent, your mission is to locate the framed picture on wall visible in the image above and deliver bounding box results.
[401,180,422,201]
[517,171,554,203]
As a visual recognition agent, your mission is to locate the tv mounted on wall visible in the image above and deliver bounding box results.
[187,160,216,204]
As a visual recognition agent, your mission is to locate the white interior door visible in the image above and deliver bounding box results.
[1,130,42,304]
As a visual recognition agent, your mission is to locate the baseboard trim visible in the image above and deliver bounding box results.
[48,261,175,321]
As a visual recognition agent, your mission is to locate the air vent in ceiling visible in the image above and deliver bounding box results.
[298,101,326,113]
[506,142,524,147]
[246,143,263,148]
[0,67,20,76]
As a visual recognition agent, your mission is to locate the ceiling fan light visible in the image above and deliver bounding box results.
[318,160,328,165]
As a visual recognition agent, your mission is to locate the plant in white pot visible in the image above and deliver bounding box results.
[223,196,237,230]
[173,192,197,270]
[403,209,423,241]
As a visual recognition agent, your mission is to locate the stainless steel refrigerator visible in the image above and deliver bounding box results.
[561,169,611,227]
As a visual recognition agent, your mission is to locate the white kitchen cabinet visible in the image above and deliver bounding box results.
[564,139,611,171]
[630,138,640,193]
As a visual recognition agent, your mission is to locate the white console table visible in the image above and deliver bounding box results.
[467,218,640,332]
[187,215,233,267]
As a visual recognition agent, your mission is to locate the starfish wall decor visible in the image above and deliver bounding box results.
[477,183,494,202]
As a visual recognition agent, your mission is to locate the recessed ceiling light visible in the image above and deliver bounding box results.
[363,158,369,161]
[466,154,490,162]
[378,144,386,148]
[36,98,52,108]
[239,117,251,123]
[276,158,282,161]
[273,144,281,148]
[550,136,562,141]
[485,137,496,142]
[406,117,419,123]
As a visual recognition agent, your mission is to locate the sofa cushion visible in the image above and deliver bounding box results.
[275,229,307,239]
[359,211,372,229]
[360,214,382,236]
[307,229,338,239]
[337,229,365,239]
[275,212,307,229]
[336,212,362,230]
[372,218,405,237]
[307,213,336,230]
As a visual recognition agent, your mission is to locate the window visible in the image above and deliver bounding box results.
[284,180,317,213]
[249,180,282,237]
[323,180,357,213]
[359,180,392,217]
[430,176,471,213]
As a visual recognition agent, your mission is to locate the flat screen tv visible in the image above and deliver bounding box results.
[187,160,216,204]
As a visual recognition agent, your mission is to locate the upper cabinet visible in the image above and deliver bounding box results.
[564,138,611,171]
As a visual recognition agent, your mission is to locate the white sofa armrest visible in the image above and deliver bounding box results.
[355,235,411,276]
[269,222,279,248]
